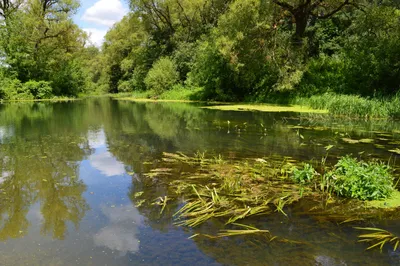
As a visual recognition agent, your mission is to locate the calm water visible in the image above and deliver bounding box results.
[0,98,399,265]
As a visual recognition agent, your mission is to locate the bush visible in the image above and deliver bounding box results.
[144,57,179,96]
[0,78,54,100]
[2,79,34,100]
[329,156,394,200]
[23,81,53,99]
[298,55,346,95]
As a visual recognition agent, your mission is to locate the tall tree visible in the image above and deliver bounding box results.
[272,0,355,41]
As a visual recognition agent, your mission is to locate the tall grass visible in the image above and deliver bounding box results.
[293,93,400,118]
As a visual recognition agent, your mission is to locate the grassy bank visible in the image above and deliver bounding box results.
[292,93,400,118]
[107,85,400,118]
[0,96,78,103]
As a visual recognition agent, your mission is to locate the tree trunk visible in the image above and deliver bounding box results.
[293,10,309,44]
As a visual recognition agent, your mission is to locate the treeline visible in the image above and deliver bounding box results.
[1,0,400,102]
[86,0,400,101]
[0,0,88,100]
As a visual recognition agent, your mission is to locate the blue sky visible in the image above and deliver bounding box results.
[73,0,129,46]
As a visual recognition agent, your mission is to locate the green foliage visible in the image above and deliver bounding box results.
[144,57,179,96]
[291,156,396,201]
[1,78,34,100]
[1,0,392,102]
[0,79,53,100]
[329,156,394,201]
[23,81,53,99]
[292,163,317,184]
[0,0,87,97]
[298,55,346,95]
[294,93,400,118]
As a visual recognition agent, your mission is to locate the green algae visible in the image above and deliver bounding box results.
[365,190,400,209]
[203,104,328,114]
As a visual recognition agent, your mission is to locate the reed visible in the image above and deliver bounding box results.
[355,227,399,251]
[293,93,400,118]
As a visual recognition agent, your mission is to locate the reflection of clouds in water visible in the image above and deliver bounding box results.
[0,126,13,143]
[94,205,142,255]
[87,129,126,177]
[88,129,106,149]
[0,156,13,184]
[89,152,126,177]
[0,171,13,184]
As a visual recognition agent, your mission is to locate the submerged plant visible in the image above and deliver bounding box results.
[355,227,399,252]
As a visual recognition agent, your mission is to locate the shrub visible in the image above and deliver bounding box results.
[2,79,34,100]
[292,163,317,184]
[144,57,179,96]
[23,80,53,99]
[328,156,394,200]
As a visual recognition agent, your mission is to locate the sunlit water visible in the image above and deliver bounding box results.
[0,98,399,265]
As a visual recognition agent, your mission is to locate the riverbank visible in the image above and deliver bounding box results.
[112,87,400,118]
[0,96,78,103]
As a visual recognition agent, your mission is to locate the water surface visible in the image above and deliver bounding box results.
[0,98,399,265]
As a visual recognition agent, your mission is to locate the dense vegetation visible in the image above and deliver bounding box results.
[0,0,88,99]
[87,0,400,103]
[1,0,400,106]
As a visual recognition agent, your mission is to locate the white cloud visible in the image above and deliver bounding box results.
[89,151,126,177]
[82,0,128,27]
[94,205,142,255]
[88,129,107,149]
[83,28,108,47]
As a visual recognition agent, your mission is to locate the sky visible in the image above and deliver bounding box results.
[73,0,130,47]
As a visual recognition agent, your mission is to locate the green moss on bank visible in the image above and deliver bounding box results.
[203,104,328,114]
[366,190,400,209]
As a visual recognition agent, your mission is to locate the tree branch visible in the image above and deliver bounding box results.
[272,0,295,13]
[315,0,350,19]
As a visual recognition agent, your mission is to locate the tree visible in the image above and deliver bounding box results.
[0,0,88,96]
[272,0,355,41]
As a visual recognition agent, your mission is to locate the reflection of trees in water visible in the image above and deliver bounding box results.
[0,101,95,240]
[0,138,90,240]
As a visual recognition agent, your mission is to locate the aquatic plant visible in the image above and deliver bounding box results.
[330,156,394,201]
[141,152,399,245]
[292,156,395,201]
[355,227,399,252]
[292,163,317,184]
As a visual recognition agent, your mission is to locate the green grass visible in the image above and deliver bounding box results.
[293,93,400,118]
[114,85,204,102]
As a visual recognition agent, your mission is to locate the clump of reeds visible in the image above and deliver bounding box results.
[155,152,306,228]
[294,93,400,118]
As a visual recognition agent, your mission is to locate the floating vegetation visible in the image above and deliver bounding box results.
[389,148,400,155]
[137,151,400,249]
[203,104,328,114]
[143,152,306,228]
[355,227,399,252]
[202,223,271,239]
[342,138,374,144]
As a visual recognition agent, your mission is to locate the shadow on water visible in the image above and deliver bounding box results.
[0,98,399,265]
